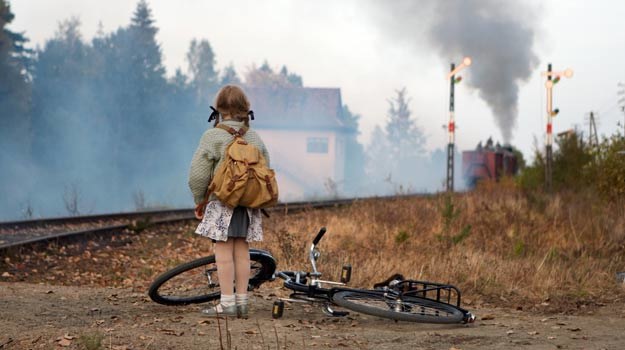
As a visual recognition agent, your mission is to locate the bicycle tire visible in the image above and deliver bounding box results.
[331,290,465,324]
[149,250,276,306]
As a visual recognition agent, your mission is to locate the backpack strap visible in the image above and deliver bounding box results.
[216,123,248,137]
[195,124,250,218]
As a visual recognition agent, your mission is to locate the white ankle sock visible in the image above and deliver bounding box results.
[235,293,248,305]
[221,294,235,307]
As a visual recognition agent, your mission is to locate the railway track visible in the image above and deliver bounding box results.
[0,197,393,252]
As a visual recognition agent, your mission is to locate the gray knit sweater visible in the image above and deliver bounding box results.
[188,120,271,205]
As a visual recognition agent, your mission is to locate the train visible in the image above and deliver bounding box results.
[462,138,518,188]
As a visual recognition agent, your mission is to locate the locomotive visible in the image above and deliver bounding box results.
[462,138,518,188]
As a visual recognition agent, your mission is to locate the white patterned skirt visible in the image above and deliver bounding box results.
[195,200,263,242]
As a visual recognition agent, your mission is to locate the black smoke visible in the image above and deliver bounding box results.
[363,0,541,142]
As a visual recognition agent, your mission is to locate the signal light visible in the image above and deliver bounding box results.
[455,76,463,84]
[553,76,561,84]
[551,108,560,117]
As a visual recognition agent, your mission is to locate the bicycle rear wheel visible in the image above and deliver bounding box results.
[149,250,276,306]
[331,290,464,324]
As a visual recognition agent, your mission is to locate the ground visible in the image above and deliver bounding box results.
[1,282,624,350]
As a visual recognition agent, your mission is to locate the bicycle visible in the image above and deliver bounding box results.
[148,227,475,324]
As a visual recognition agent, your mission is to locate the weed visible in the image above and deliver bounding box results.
[440,195,459,232]
[79,332,104,350]
[128,218,152,233]
[395,231,409,244]
[513,240,526,257]
[452,225,471,245]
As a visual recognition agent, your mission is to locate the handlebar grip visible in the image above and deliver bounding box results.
[312,227,327,245]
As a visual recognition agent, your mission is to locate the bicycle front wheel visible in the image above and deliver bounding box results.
[149,251,276,306]
[331,290,465,324]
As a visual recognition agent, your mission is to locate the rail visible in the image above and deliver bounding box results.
[0,194,428,252]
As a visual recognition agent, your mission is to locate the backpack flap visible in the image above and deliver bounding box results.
[239,166,278,208]
[212,163,249,208]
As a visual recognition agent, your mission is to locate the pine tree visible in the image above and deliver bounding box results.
[0,0,33,151]
[31,18,98,171]
[385,88,426,161]
[0,0,34,219]
[186,38,218,101]
[245,61,303,88]
[220,62,241,85]
[341,105,366,194]
[129,0,165,86]
[366,88,428,193]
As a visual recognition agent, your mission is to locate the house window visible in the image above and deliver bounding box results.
[307,137,328,153]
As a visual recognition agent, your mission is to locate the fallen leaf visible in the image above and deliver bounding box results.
[159,329,184,336]
[481,314,495,320]
[31,335,42,344]
[63,334,76,340]
[506,330,515,335]
[567,328,581,332]
[1,272,11,278]
[527,331,539,335]
[57,338,72,347]
[244,329,259,334]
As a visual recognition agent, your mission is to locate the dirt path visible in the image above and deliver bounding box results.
[1,282,624,350]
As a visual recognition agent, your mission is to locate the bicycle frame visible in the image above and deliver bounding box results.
[271,227,473,321]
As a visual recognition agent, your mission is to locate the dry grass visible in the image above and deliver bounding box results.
[258,183,625,310]
[2,183,624,312]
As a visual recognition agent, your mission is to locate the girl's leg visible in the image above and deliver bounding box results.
[233,238,250,316]
[214,239,235,296]
[233,238,250,292]
[201,240,236,315]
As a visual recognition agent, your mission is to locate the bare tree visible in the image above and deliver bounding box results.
[63,184,82,216]
[133,190,147,210]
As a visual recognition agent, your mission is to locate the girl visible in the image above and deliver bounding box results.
[188,85,270,317]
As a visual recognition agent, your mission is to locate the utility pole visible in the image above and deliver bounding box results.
[542,63,573,192]
[588,111,599,150]
[445,57,472,192]
[618,82,625,135]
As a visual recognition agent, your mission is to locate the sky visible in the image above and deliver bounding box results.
[11,0,625,160]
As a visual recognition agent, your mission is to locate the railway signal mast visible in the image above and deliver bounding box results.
[445,57,472,192]
[618,82,625,134]
[542,63,573,192]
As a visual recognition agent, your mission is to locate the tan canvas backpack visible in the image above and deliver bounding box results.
[197,124,278,214]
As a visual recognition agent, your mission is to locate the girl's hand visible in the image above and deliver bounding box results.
[194,204,205,220]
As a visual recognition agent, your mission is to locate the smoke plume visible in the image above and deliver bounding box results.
[365,0,540,142]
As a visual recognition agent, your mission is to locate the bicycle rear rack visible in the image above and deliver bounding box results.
[374,275,463,309]
[398,280,462,308]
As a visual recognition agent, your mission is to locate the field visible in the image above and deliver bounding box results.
[1,188,625,349]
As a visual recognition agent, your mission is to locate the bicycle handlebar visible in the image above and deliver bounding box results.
[312,227,327,245]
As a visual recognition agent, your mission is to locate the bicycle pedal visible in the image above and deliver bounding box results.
[272,300,284,319]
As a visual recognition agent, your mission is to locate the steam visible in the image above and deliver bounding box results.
[364,0,540,141]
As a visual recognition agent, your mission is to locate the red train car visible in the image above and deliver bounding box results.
[462,139,518,188]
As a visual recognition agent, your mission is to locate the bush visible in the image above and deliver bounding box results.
[518,131,625,202]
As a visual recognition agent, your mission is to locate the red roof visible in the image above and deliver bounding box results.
[245,86,346,130]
